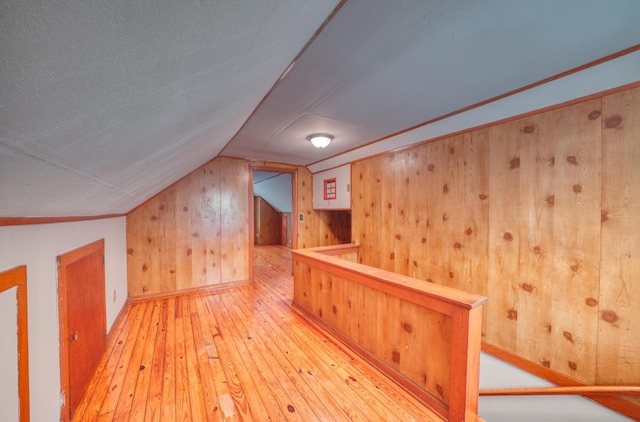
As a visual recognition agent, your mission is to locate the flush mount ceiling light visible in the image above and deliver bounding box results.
[307,133,333,149]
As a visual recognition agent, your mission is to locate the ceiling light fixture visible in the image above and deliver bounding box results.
[307,133,333,149]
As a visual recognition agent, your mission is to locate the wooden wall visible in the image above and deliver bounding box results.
[296,167,352,248]
[127,157,250,296]
[254,196,281,245]
[127,158,351,296]
[292,244,487,420]
[351,86,640,401]
[280,212,292,247]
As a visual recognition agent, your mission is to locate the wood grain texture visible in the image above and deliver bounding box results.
[462,130,490,340]
[385,148,430,279]
[350,85,640,416]
[512,111,555,371]
[297,166,352,248]
[65,249,107,416]
[352,155,385,267]
[547,99,602,383]
[220,158,250,283]
[599,86,640,406]
[292,245,486,421]
[486,118,521,352]
[57,239,106,421]
[128,157,251,296]
[75,245,444,421]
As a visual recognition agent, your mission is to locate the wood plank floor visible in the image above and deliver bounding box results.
[73,245,443,421]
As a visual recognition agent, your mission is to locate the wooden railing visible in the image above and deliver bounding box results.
[480,385,640,397]
[291,244,487,422]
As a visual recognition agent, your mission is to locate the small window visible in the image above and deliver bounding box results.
[324,178,336,200]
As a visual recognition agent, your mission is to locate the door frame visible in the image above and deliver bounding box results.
[249,166,298,279]
[0,265,30,422]
[57,238,105,421]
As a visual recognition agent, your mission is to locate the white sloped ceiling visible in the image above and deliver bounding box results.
[1,0,639,217]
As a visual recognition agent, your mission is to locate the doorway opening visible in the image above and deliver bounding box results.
[253,170,294,248]
[250,166,297,281]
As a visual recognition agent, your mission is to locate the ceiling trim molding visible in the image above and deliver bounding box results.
[308,45,640,173]
[0,215,125,227]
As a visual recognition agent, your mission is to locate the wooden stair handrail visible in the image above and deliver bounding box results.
[480,385,640,397]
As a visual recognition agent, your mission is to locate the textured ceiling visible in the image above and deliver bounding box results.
[1,0,639,217]
[222,0,640,165]
[0,0,340,217]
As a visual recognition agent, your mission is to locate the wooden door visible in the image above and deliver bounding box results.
[58,239,106,421]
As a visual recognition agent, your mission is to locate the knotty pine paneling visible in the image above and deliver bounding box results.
[379,153,397,273]
[127,157,248,296]
[351,85,640,398]
[280,212,292,247]
[547,99,602,383]
[254,196,281,245]
[426,135,466,292]
[294,258,453,408]
[392,148,429,279]
[352,154,385,267]
[220,158,250,283]
[462,129,490,339]
[297,167,351,248]
[599,87,640,405]
[128,159,350,296]
[486,118,522,353]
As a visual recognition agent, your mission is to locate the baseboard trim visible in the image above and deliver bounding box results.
[127,279,253,303]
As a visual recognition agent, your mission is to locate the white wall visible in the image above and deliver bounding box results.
[0,286,19,422]
[479,353,633,421]
[253,173,292,212]
[0,217,127,421]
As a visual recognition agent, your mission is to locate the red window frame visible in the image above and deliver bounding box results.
[324,178,337,200]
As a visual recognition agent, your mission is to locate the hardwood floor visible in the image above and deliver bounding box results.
[73,245,443,421]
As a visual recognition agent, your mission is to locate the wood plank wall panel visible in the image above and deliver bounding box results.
[128,160,350,296]
[379,153,397,273]
[599,87,640,405]
[547,99,602,383]
[174,173,195,291]
[127,157,244,296]
[200,160,222,290]
[296,166,315,248]
[462,129,490,339]
[127,186,179,295]
[254,196,281,245]
[392,148,429,279]
[220,158,250,283]
[294,259,453,407]
[486,119,521,353]
[296,167,352,248]
[352,155,384,267]
[281,212,292,247]
[426,135,465,291]
[315,209,352,245]
[513,111,555,370]
[350,86,640,399]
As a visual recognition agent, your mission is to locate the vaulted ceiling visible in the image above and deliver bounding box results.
[2,0,639,217]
